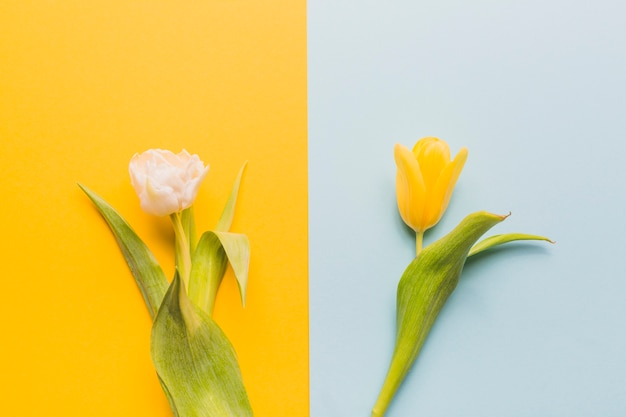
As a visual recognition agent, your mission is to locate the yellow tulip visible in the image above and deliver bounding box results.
[394,137,468,254]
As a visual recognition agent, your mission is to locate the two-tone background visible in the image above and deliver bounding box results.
[2,1,625,416]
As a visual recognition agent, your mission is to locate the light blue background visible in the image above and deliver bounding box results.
[309,1,626,416]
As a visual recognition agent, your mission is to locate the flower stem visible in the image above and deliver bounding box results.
[170,212,192,288]
[181,206,197,254]
[416,231,424,257]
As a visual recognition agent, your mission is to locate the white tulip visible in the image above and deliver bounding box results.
[129,149,209,216]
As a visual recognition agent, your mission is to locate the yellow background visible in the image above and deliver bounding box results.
[0,1,307,416]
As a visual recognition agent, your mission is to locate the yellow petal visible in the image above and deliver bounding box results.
[423,147,468,229]
[413,137,450,190]
[394,143,426,232]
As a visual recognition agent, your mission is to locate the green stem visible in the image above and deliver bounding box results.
[181,206,197,254]
[371,386,395,417]
[416,231,424,257]
[170,212,192,288]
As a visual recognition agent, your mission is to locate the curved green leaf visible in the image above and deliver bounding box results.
[188,232,228,315]
[215,162,247,232]
[188,231,250,315]
[468,233,554,257]
[79,183,168,319]
[372,211,506,417]
[213,231,250,307]
[151,274,253,417]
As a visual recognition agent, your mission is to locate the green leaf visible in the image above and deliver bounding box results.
[215,162,247,232]
[372,211,506,417]
[79,183,168,320]
[188,231,250,315]
[213,231,250,307]
[468,233,554,257]
[188,232,228,315]
[151,274,253,417]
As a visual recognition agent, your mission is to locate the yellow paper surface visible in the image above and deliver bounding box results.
[0,1,307,416]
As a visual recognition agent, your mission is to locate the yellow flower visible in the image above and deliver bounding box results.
[394,137,468,247]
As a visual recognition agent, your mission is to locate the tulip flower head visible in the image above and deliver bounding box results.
[394,137,468,254]
[129,149,209,217]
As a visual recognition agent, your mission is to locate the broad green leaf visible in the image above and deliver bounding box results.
[188,231,250,314]
[468,233,554,257]
[188,232,228,315]
[79,184,168,320]
[151,274,253,417]
[215,162,247,232]
[372,211,506,417]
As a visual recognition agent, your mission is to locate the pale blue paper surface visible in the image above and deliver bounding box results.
[309,1,626,416]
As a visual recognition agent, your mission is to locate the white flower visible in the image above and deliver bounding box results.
[129,149,209,216]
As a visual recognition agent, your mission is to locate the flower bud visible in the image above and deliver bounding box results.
[394,138,468,233]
